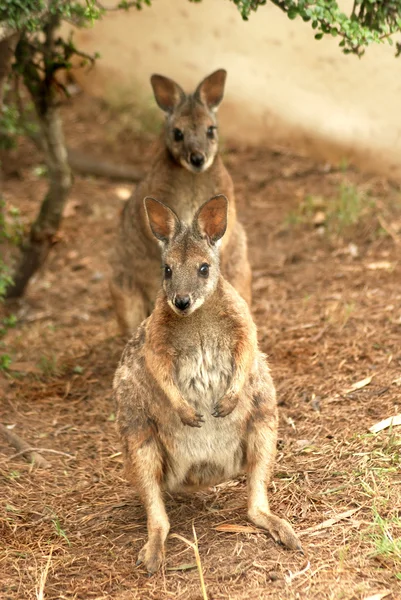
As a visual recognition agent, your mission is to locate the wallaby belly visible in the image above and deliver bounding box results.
[164,344,244,492]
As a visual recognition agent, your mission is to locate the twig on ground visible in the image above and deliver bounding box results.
[8,447,75,460]
[285,560,311,584]
[0,423,51,468]
[171,523,208,600]
[36,546,53,600]
[299,507,361,537]
[67,148,143,182]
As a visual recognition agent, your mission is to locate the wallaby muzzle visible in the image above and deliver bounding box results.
[174,294,191,312]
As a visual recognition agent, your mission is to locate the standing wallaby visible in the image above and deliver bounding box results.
[114,195,302,574]
[109,69,251,336]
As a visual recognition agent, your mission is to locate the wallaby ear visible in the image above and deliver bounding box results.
[144,197,180,243]
[194,69,227,112]
[195,195,228,243]
[150,74,185,113]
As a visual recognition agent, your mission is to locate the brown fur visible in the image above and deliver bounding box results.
[109,69,251,336]
[113,196,301,574]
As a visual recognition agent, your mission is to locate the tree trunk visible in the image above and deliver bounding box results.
[0,30,19,111]
[6,103,72,297]
[0,31,20,287]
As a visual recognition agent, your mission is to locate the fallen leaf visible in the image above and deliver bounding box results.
[214,523,261,534]
[367,261,393,271]
[369,414,401,434]
[166,563,197,572]
[313,211,326,226]
[114,186,131,200]
[344,376,373,394]
[64,199,81,217]
[294,439,312,451]
[363,592,391,600]
[10,361,41,374]
[299,507,361,536]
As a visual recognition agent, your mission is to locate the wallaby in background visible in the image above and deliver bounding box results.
[109,69,252,336]
[114,195,302,574]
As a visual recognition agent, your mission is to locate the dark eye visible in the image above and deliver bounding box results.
[164,265,172,279]
[207,126,216,139]
[173,128,184,142]
[198,263,209,278]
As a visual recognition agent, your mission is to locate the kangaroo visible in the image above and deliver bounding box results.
[114,195,302,574]
[109,69,251,336]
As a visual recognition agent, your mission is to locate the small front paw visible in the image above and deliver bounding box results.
[178,405,204,428]
[212,393,238,418]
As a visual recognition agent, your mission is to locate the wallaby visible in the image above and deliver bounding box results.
[114,195,302,574]
[109,69,251,336]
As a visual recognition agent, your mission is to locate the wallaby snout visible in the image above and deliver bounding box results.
[189,151,205,169]
[173,294,191,312]
[151,69,227,174]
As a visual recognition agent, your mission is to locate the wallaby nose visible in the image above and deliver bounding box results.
[174,295,191,311]
[190,152,205,168]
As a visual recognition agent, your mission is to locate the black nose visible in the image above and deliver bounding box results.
[174,295,191,311]
[190,152,205,168]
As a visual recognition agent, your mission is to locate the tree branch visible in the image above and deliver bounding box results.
[0,423,51,468]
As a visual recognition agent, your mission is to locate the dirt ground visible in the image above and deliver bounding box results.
[1,94,401,600]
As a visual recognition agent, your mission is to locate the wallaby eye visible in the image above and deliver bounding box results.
[207,126,216,139]
[198,263,209,278]
[173,128,184,142]
[164,265,172,279]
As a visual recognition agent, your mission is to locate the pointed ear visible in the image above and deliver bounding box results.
[194,69,227,112]
[195,195,228,244]
[144,197,180,243]
[150,74,185,113]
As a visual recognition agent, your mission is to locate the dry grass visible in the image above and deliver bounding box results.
[1,95,401,599]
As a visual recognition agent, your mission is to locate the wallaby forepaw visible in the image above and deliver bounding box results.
[178,406,204,428]
[212,393,238,418]
[136,541,164,575]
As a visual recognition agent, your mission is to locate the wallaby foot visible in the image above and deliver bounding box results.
[109,278,149,337]
[248,507,301,551]
[136,524,169,574]
[246,418,302,553]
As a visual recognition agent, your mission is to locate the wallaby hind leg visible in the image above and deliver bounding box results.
[246,414,302,552]
[125,435,170,574]
[109,279,149,338]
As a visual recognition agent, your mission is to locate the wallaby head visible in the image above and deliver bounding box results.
[144,194,228,316]
[150,69,227,174]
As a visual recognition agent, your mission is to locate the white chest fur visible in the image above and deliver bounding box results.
[164,341,244,492]
[175,340,233,409]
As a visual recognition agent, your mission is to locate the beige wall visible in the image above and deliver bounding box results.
[72,0,401,180]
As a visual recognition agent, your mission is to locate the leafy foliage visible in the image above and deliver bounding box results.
[228,0,401,56]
